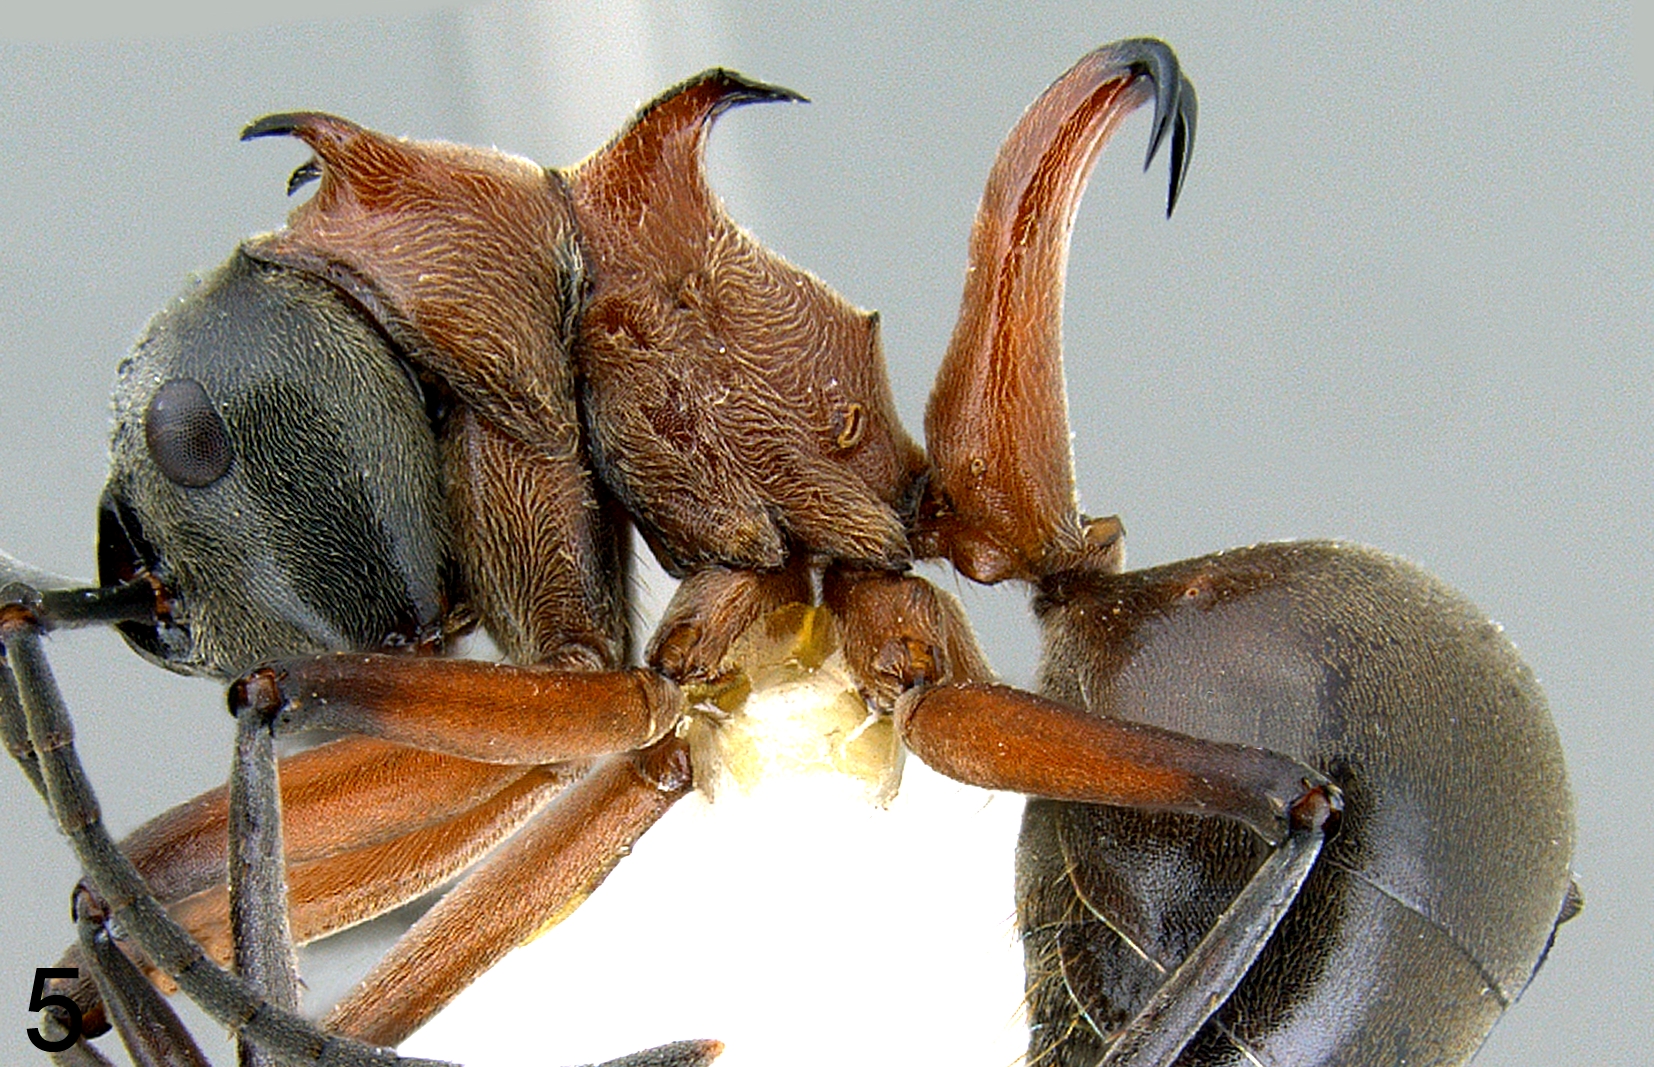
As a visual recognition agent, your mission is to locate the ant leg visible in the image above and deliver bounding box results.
[583,1043,728,1067]
[164,753,577,967]
[2,654,129,1064]
[0,577,156,804]
[16,647,701,1060]
[174,763,574,964]
[126,737,551,909]
[832,570,1341,1066]
[1095,794,1334,1067]
[319,738,699,1049]
[98,656,694,1051]
[223,699,712,1067]
[1,656,47,796]
[647,560,814,684]
[820,565,995,710]
[82,822,717,1067]
[72,885,211,1067]
[228,702,298,1067]
[899,683,1339,1067]
[215,651,693,1042]
[48,737,565,1031]
[238,656,681,765]
[0,605,460,1067]
[277,566,810,1051]
[6,574,720,1063]
[49,1039,118,1067]
[899,683,1333,846]
[43,747,580,1052]
[828,569,1331,843]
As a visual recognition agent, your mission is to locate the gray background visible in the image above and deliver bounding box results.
[1,1,1648,1065]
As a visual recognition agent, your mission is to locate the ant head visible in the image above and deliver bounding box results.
[98,250,450,678]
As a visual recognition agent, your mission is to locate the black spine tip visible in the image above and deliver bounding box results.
[709,68,810,107]
[240,112,306,142]
[1099,38,1198,217]
[1166,76,1198,217]
[285,159,322,196]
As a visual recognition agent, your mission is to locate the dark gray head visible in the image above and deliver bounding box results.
[99,249,449,678]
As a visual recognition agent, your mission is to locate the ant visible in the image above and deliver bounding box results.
[1,37,1575,1067]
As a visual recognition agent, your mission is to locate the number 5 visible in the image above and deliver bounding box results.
[26,967,81,1053]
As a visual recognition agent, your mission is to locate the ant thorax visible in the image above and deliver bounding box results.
[681,604,904,805]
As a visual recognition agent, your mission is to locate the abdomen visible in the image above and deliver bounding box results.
[1020,541,1576,1066]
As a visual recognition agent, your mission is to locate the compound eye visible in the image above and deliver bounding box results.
[145,378,233,487]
